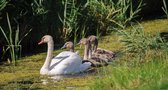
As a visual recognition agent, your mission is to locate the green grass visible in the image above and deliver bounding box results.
[142,19,168,34]
[0,50,97,90]
[0,18,168,89]
[89,18,168,90]
[90,52,168,90]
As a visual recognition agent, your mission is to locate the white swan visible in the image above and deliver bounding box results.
[38,35,91,75]
[61,41,96,66]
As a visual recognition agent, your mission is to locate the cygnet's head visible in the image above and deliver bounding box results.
[87,35,97,42]
[78,38,89,45]
[61,41,74,49]
[38,35,53,45]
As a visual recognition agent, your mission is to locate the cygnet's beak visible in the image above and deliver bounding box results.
[61,45,66,49]
[77,42,81,45]
[77,42,82,48]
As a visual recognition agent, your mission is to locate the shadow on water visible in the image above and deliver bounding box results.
[40,68,98,89]
[1,76,42,90]
[42,68,97,81]
[160,32,168,42]
[1,68,98,89]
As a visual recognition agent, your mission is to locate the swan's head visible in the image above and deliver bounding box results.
[78,38,89,45]
[61,41,74,49]
[38,35,53,45]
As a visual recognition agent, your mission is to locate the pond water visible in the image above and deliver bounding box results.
[38,68,98,89]
[41,68,98,84]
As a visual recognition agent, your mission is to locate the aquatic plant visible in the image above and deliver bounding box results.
[0,0,8,11]
[162,0,168,18]
[31,0,48,15]
[90,55,168,90]
[118,24,168,61]
[0,18,168,90]
[59,0,79,44]
[82,0,144,35]
[0,13,32,64]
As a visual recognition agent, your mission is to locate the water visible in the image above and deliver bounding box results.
[41,68,97,86]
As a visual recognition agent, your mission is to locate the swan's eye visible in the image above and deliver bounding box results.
[41,37,45,41]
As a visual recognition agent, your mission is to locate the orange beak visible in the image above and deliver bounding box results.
[38,40,44,45]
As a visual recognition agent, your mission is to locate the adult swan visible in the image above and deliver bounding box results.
[38,35,91,75]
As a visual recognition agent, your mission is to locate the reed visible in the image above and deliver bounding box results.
[0,0,8,11]
[82,0,144,35]
[80,25,87,39]
[59,0,79,43]
[118,24,167,60]
[90,54,168,90]
[0,13,31,64]
[90,24,168,89]
[162,0,168,18]
[31,0,48,15]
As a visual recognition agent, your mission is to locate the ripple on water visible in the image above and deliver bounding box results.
[40,68,98,85]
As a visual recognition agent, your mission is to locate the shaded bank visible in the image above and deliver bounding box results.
[140,0,167,19]
[0,0,167,61]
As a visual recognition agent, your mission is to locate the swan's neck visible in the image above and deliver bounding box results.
[93,39,98,53]
[42,40,54,70]
[70,47,74,52]
[88,45,92,59]
[84,43,92,60]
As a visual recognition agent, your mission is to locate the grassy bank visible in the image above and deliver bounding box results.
[0,18,168,90]
[90,18,168,90]
[90,51,168,90]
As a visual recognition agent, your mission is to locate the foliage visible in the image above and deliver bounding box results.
[88,21,168,89]
[82,0,144,35]
[0,19,168,89]
[119,25,168,54]
[90,55,168,90]
[31,0,48,15]
[59,0,79,44]
[0,13,31,64]
[162,0,168,18]
[0,0,145,59]
[80,25,87,39]
[0,0,8,11]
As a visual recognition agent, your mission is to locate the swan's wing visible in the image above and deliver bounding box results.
[50,51,74,66]
[59,53,91,73]
[53,56,69,60]
[49,53,82,75]
[79,62,91,72]
[53,51,74,58]
[49,55,70,69]
[49,51,78,70]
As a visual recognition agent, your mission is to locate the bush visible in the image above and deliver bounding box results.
[0,0,144,60]
[81,0,144,35]
[119,24,168,59]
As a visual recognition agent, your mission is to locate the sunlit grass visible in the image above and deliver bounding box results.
[0,49,97,89]
[89,18,168,90]
[99,33,123,52]
[90,50,168,90]
[0,18,168,89]
[142,19,168,34]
